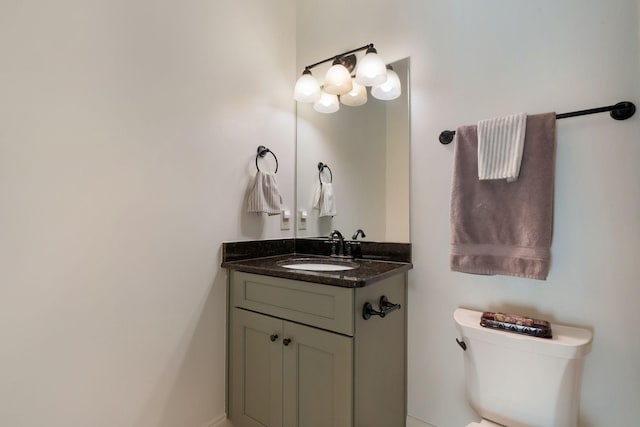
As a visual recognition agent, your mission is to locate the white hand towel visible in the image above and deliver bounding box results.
[312,183,336,217]
[477,112,527,182]
[247,170,282,215]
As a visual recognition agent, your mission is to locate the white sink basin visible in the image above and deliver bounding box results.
[278,258,358,272]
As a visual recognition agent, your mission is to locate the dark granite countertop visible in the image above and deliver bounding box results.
[221,254,412,288]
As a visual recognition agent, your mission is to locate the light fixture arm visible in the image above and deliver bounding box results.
[302,43,374,71]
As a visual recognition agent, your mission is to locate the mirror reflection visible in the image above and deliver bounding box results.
[295,58,410,243]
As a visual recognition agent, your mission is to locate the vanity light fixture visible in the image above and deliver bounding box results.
[314,91,340,114]
[293,69,322,103]
[371,65,402,101]
[294,43,398,113]
[354,45,387,86]
[323,58,353,95]
[340,78,368,107]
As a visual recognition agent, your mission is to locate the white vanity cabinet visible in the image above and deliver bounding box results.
[227,270,407,427]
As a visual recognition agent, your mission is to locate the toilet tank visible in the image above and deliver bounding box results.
[454,308,593,427]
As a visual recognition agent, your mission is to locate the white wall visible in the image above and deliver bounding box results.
[298,0,640,426]
[3,1,639,426]
[0,1,295,426]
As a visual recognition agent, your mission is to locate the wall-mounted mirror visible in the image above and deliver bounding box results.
[295,57,410,242]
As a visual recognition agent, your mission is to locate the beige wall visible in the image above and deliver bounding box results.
[0,1,295,426]
[298,0,640,426]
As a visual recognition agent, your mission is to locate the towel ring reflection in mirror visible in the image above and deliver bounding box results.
[317,162,333,183]
[256,145,278,173]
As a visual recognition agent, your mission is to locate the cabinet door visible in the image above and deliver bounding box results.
[282,321,353,427]
[230,309,283,427]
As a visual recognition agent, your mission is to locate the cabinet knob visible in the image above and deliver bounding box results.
[270,334,279,342]
[283,338,292,346]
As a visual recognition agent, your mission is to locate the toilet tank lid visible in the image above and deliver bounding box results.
[454,308,593,359]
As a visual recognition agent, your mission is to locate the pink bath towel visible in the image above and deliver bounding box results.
[450,112,556,280]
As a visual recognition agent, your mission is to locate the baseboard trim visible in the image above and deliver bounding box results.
[208,413,431,427]
[407,414,437,427]
[203,413,230,427]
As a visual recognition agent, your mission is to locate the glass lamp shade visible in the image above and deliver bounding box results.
[355,48,387,86]
[294,70,321,103]
[340,79,367,107]
[313,91,340,113]
[371,68,401,100]
[323,63,353,95]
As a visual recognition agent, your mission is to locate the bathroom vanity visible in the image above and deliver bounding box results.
[222,239,411,427]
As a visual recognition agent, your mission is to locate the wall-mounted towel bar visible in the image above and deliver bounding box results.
[439,101,636,144]
[318,162,333,183]
[256,145,278,173]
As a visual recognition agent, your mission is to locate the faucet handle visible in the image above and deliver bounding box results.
[344,241,352,257]
[345,241,362,259]
[324,239,338,256]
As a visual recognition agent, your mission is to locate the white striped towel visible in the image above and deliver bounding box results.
[247,170,282,215]
[312,183,336,217]
[477,112,527,182]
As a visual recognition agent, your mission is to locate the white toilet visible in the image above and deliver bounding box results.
[454,308,593,427]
